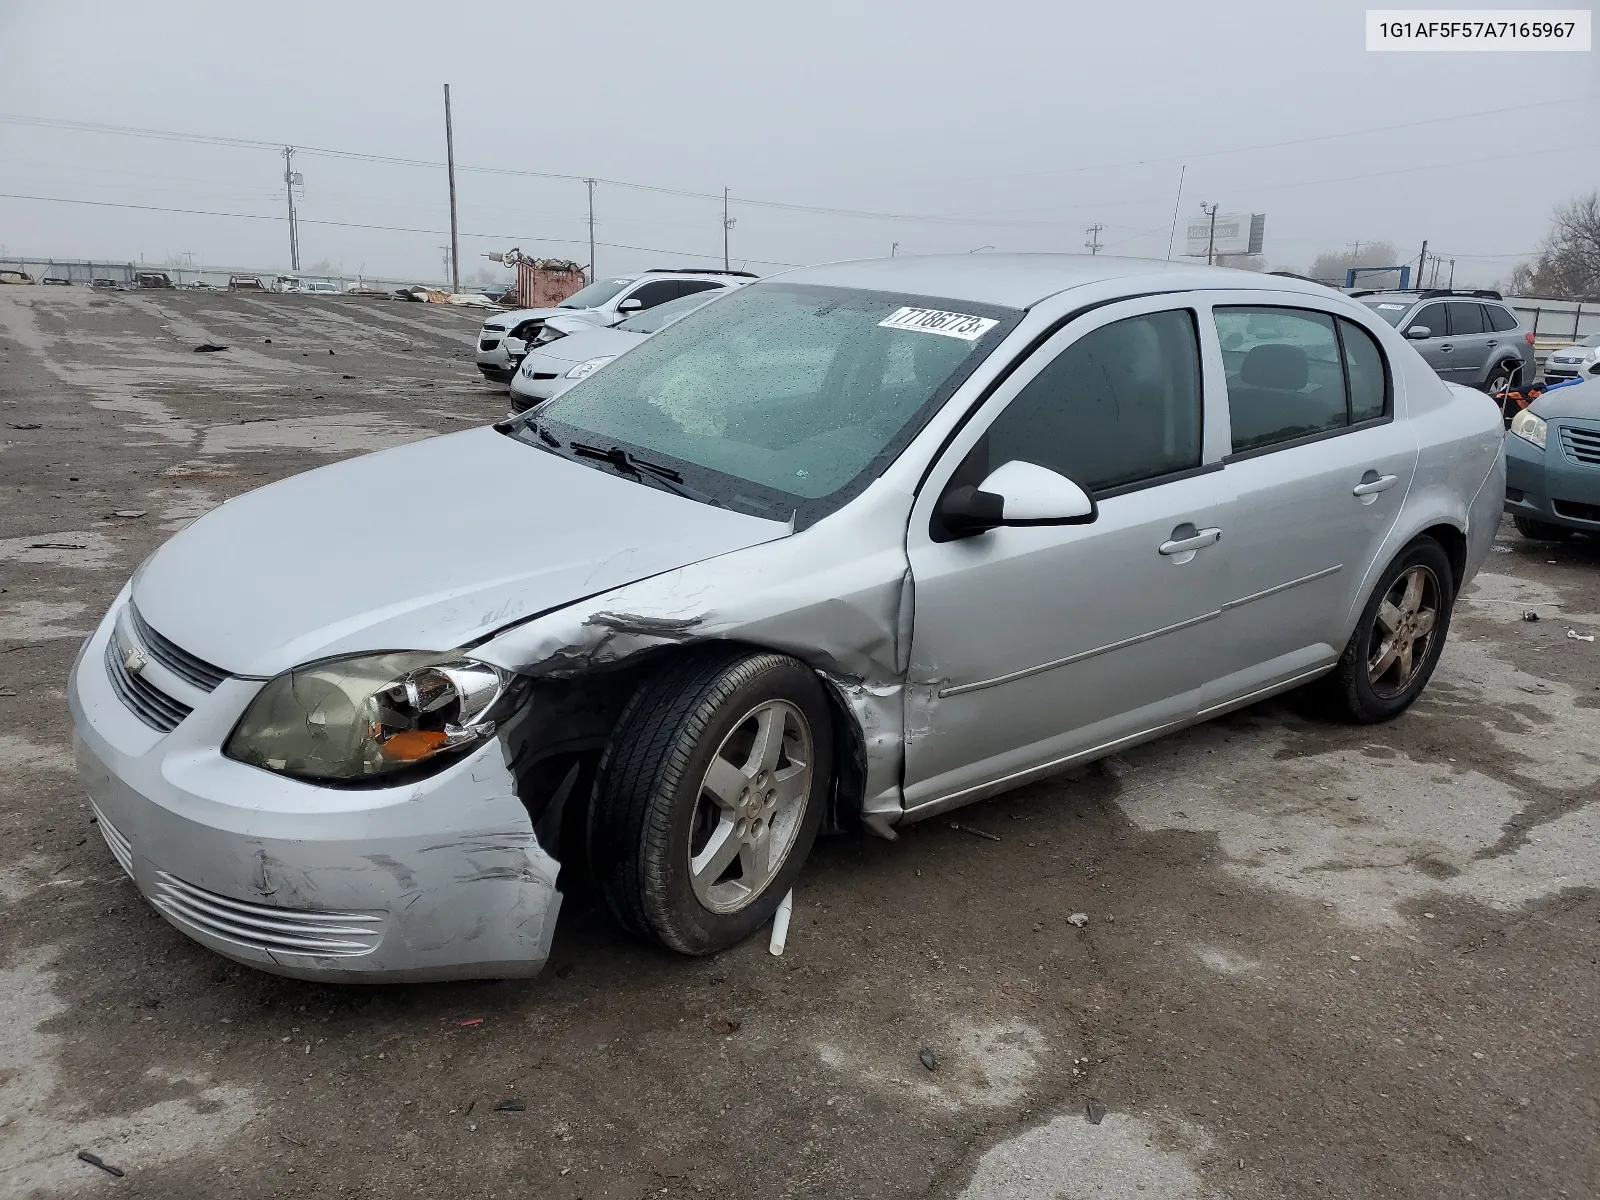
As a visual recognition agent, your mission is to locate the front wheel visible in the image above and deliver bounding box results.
[1483,361,1520,395]
[1320,538,1455,723]
[1513,514,1574,541]
[589,650,833,955]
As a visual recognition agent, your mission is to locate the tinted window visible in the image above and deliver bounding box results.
[675,280,724,299]
[1216,308,1346,453]
[1487,305,1520,333]
[1409,303,1448,337]
[623,280,680,311]
[982,310,1202,493]
[1448,303,1485,335]
[1340,319,1388,423]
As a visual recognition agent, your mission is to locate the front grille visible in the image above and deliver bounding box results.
[478,338,501,351]
[105,637,192,732]
[150,871,383,957]
[1559,425,1600,466]
[529,372,558,381]
[91,802,135,880]
[130,604,228,691]
[1553,499,1600,523]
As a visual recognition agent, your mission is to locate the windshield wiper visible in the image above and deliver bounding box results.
[568,441,725,508]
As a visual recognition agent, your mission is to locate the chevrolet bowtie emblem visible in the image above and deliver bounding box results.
[122,644,148,676]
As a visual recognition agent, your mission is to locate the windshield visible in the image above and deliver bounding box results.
[533,283,1018,521]
[1360,299,1414,326]
[1578,333,1600,348]
[616,289,722,334]
[557,278,633,309]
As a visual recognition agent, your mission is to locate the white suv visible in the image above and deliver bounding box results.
[474,269,755,383]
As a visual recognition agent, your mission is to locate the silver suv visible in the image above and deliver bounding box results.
[1354,289,1536,394]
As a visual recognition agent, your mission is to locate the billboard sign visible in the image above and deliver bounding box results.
[1184,212,1265,257]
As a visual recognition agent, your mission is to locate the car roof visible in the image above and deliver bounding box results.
[766,254,1348,309]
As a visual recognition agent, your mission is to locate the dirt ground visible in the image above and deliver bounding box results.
[0,287,1595,1200]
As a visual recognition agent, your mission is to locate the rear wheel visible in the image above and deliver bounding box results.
[1321,538,1454,723]
[589,650,832,955]
[1513,514,1574,541]
[1483,360,1520,395]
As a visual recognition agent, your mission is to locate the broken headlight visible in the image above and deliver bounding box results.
[224,652,523,783]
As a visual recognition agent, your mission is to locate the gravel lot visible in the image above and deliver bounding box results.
[1,287,1596,1200]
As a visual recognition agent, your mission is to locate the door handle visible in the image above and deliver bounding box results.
[1159,527,1222,555]
[1486,339,1498,348]
[1438,343,1453,352]
[1353,473,1398,497]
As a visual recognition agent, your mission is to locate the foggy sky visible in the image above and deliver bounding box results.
[0,0,1594,286]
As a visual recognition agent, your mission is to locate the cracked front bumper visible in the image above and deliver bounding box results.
[67,605,561,983]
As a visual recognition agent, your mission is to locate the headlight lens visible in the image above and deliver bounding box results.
[1510,408,1547,449]
[224,651,521,782]
[565,355,616,380]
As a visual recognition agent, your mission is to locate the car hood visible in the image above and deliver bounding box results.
[483,305,607,331]
[131,427,789,678]
[525,326,646,367]
[1532,377,1600,420]
[1549,344,1598,360]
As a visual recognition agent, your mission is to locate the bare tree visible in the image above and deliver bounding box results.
[1522,191,1600,300]
[1304,241,1400,285]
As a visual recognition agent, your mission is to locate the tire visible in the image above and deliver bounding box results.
[589,649,833,955]
[1513,514,1574,541]
[1321,537,1455,723]
[1482,360,1520,395]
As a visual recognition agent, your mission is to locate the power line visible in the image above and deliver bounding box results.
[0,192,804,267]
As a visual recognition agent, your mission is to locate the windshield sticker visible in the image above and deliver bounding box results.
[878,306,998,341]
[1374,303,1407,310]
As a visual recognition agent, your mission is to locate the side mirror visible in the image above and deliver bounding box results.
[938,460,1097,537]
[618,298,643,312]
[1405,325,1432,340]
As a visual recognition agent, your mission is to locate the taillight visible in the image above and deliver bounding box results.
[1525,331,1536,345]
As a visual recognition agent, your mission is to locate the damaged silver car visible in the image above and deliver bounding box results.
[69,255,1507,982]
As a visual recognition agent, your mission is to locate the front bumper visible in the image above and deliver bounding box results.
[1543,359,1592,382]
[68,598,560,983]
[1504,423,1600,534]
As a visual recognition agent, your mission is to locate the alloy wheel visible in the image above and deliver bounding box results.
[687,700,812,914]
[1368,564,1441,698]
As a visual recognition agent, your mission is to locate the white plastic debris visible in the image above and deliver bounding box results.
[1067,912,1089,928]
[769,888,793,956]
[1566,629,1595,643]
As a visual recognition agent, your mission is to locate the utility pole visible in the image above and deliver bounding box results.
[443,84,460,294]
[1085,223,1104,255]
[585,178,596,283]
[1202,202,1219,266]
[1416,239,1428,292]
[722,186,736,271]
[281,146,300,271]
[891,241,900,257]
[1165,165,1186,261]
[1447,258,1456,289]
[1348,239,1363,264]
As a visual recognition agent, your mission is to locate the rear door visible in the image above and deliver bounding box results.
[1445,302,1491,383]
[1204,295,1417,706]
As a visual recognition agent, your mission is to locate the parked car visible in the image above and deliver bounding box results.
[1354,289,1535,394]
[1542,333,1600,383]
[187,280,217,290]
[92,278,124,289]
[1504,373,1600,540]
[135,271,175,289]
[228,275,266,291]
[69,256,1504,983]
[0,269,35,285]
[475,268,756,384]
[508,288,740,412]
[41,275,72,286]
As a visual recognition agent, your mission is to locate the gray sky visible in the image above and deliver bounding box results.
[1,0,1594,285]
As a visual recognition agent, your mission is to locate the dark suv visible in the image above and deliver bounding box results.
[1353,289,1536,394]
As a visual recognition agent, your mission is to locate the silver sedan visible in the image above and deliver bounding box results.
[69,255,1505,982]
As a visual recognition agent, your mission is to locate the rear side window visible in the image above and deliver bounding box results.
[982,310,1202,493]
[1340,319,1389,423]
[1216,308,1346,452]
[1410,303,1448,337]
[1487,305,1519,333]
[1448,303,1485,335]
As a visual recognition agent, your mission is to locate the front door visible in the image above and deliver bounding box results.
[1403,301,1456,380]
[903,300,1236,816]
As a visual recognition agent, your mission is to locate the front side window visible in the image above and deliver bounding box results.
[621,280,681,312]
[534,284,1017,517]
[977,310,1202,494]
[1217,307,1391,453]
[1409,303,1448,338]
[614,290,721,334]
